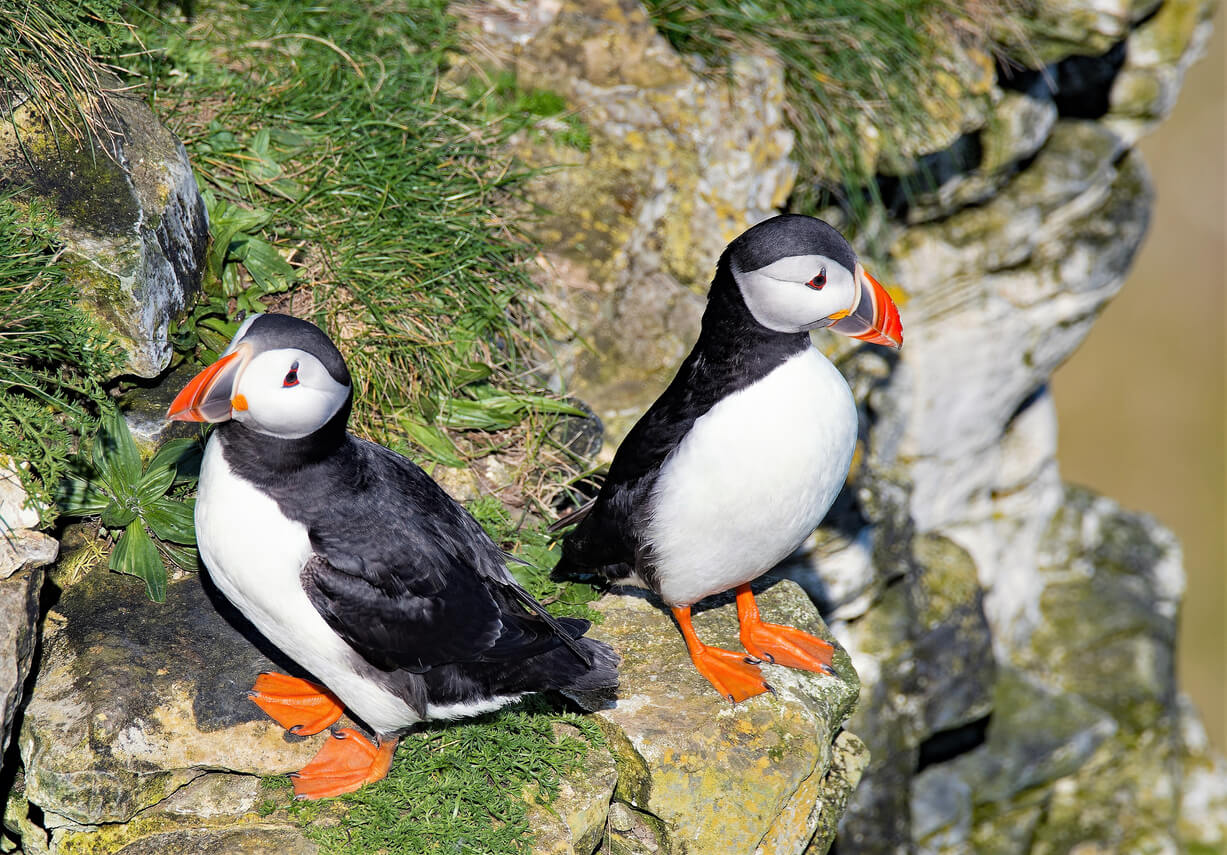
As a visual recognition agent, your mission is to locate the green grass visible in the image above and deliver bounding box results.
[280,698,605,855]
[0,0,128,152]
[642,0,1013,224]
[124,0,548,451]
[0,195,120,526]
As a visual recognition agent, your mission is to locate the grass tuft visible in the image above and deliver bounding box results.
[286,697,605,855]
[128,0,545,448]
[0,0,131,152]
[642,0,1016,224]
[0,194,120,525]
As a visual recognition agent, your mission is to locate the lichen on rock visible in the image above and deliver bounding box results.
[0,77,207,380]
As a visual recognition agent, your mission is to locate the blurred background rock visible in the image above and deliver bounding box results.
[1053,6,1224,752]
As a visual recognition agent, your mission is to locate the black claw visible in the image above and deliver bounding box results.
[288,772,300,779]
[726,693,736,704]
[289,725,303,735]
[764,682,777,695]
[820,665,836,677]
[764,653,776,664]
[744,655,762,665]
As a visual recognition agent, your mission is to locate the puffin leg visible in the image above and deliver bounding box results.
[671,606,771,703]
[290,728,399,800]
[735,584,835,674]
[248,672,345,735]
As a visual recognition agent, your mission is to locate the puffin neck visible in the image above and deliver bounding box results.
[698,257,810,367]
[216,396,353,479]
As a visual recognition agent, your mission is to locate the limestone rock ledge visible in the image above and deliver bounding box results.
[8,563,860,855]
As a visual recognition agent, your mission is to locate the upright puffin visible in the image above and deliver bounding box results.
[167,314,618,799]
[553,214,901,703]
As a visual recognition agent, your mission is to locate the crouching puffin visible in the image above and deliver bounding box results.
[167,314,618,799]
[553,214,901,703]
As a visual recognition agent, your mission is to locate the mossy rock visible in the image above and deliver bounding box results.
[589,579,861,854]
[19,565,325,830]
[0,80,206,379]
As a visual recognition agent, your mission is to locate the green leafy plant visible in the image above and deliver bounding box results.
[0,195,121,524]
[467,495,600,622]
[57,410,200,602]
[171,184,299,363]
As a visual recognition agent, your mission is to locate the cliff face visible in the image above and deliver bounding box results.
[2,1,1222,852]
[460,0,1225,851]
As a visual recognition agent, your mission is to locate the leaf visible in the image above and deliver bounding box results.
[397,417,466,467]
[92,409,142,492]
[110,521,167,602]
[160,541,199,572]
[100,500,138,529]
[56,473,111,516]
[135,463,176,504]
[145,496,196,544]
[146,438,199,475]
[232,236,296,295]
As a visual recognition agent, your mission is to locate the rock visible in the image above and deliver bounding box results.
[1001,0,1133,66]
[15,562,860,853]
[1105,0,1218,142]
[0,77,208,379]
[525,723,618,854]
[0,462,44,533]
[457,0,797,440]
[0,565,45,780]
[806,731,870,855]
[588,580,861,855]
[0,531,58,584]
[18,565,324,848]
[1176,695,1227,850]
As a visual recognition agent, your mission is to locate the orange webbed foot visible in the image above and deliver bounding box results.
[672,606,772,703]
[736,585,835,674]
[248,671,345,735]
[290,728,399,800]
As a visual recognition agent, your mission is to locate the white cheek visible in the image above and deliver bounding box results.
[242,389,336,439]
[740,272,854,333]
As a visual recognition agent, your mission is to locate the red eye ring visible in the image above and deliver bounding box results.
[806,268,827,290]
[283,361,300,388]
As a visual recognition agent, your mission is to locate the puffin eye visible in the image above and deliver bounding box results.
[806,268,827,290]
[282,361,300,388]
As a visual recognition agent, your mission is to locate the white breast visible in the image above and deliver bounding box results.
[195,438,421,734]
[644,347,857,606]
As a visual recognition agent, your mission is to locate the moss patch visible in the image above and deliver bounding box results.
[285,698,605,855]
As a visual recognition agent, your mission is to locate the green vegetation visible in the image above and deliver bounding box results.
[0,0,127,150]
[468,495,601,623]
[641,0,1011,218]
[127,0,550,453]
[57,410,199,601]
[0,196,120,525]
[281,698,605,855]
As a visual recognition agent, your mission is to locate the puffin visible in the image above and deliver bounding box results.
[553,214,901,703]
[167,313,618,799]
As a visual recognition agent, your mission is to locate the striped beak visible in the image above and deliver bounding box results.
[166,344,252,423]
[828,263,903,349]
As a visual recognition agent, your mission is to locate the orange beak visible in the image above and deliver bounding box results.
[828,265,903,349]
[167,347,250,423]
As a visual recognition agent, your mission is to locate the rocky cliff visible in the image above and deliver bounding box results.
[460,0,1226,851]
[2,0,1224,853]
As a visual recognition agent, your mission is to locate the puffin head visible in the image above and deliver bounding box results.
[167,314,352,439]
[725,214,902,347]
